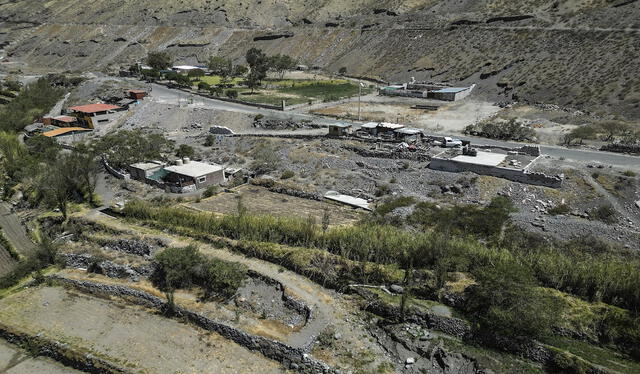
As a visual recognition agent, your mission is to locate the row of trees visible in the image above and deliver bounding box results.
[0,77,64,132]
[143,49,297,93]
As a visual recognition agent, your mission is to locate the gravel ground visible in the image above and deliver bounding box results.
[0,340,83,374]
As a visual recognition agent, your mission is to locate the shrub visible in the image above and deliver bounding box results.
[622,170,637,177]
[375,184,391,197]
[548,351,589,374]
[591,204,617,223]
[226,89,238,99]
[204,135,216,147]
[197,81,210,91]
[280,170,295,179]
[374,196,415,217]
[202,186,218,198]
[548,203,571,215]
[175,144,195,159]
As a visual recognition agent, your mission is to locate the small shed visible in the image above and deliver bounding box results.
[127,89,148,100]
[394,127,424,142]
[328,123,352,137]
[163,159,225,190]
[360,122,380,135]
[431,87,473,101]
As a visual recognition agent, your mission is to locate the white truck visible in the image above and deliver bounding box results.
[441,136,463,148]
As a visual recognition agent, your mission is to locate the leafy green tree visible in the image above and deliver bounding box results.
[92,130,174,170]
[0,77,64,132]
[269,54,296,79]
[187,69,205,79]
[197,82,210,91]
[175,144,195,159]
[598,120,630,142]
[245,70,262,93]
[564,125,597,145]
[233,64,248,77]
[197,258,247,300]
[150,245,202,312]
[146,51,172,71]
[245,48,269,86]
[208,56,233,77]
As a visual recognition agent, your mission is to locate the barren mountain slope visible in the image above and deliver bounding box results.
[1,0,639,118]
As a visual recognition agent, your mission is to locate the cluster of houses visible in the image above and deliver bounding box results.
[25,89,148,143]
[328,122,425,142]
[380,82,475,102]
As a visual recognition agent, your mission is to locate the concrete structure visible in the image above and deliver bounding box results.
[163,158,225,191]
[328,123,352,137]
[431,86,475,101]
[324,191,371,211]
[128,161,166,181]
[127,89,148,100]
[452,151,506,166]
[43,115,78,127]
[42,127,93,144]
[68,103,122,129]
[394,128,423,142]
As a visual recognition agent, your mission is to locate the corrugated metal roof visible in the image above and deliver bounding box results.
[360,122,379,129]
[68,103,122,113]
[42,127,92,137]
[434,87,469,93]
[330,123,352,128]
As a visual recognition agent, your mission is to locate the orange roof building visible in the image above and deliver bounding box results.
[42,127,92,138]
[68,103,122,114]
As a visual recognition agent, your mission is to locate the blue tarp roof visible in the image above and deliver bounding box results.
[434,87,469,93]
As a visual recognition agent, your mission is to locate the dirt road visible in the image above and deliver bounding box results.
[84,210,393,371]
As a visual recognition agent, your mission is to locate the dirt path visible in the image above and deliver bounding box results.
[83,210,392,371]
[0,203,36,258]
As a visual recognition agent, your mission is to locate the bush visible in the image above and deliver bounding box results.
[623,170,637,177]
[150,245,246,301]
[548,203,571,215]
[202,186,218,198]
[175,144,195,159]
[374,196,415,217]
[466,261,562,341]
[226,89,238,99]
[197,82,210,91]
[591,204,617,223]
[204,135,216,147]
[280,170,295,179]
[464,119,536,141]
[548,351,589,374]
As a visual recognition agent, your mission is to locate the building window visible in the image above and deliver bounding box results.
[197,176,207,183]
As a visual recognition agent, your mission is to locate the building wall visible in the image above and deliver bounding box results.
[194,169,225,189]
[429,157,562,188]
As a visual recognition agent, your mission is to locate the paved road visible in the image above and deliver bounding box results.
[0,203,37,258]
[149,83,640,169]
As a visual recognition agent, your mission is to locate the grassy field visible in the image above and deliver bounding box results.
[187,185,362,225]
[195,76,371,106]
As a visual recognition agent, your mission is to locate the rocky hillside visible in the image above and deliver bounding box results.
[1,0,639,118]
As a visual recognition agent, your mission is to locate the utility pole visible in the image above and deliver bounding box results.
[358,82,364,121]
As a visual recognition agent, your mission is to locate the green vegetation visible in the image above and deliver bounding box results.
[146,51,172,71]
[622,170,637,177]
[373,196,415,217]
[91,130,174,170]
[548,203,571,215]
[465,118,536,141]
[175,144,195,159]
[151,245,247,309]
[0,77,64,132]
[590,204,617,223]
[0,229,20,260]
[201,186,219,198]
[280,170,295,179]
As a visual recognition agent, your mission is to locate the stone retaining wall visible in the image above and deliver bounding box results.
[0,322,131,374]
[101,155,129,180]
[429,157,562,188]
[48,276,335,374]
[600,143,640,154]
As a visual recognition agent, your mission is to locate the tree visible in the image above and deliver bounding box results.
[245,48,269,86]
[150,246,202,313]
[466,261,561,342]
[92,130,174,170]
[269,54,296,79]
[245,70,262,93]
[175,144,195,159]
[339,67,348,75]
[208,56,233,77]
[233,64,248,77]
[197,81,211,91]
[209,85,223,97]
[187,69,205,79]
[40,155,75,219]
[146,51,172,71]
[564,125,598,145]
[598,120,630,142]
[70,147,100,204]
